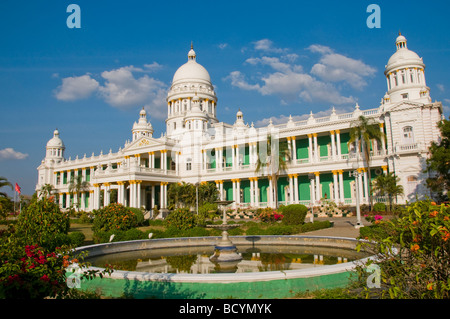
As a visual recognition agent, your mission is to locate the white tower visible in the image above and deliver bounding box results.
[166,43,218,138]
[384,33,431,104]
[45,129,65,163]
[132,107,154,141]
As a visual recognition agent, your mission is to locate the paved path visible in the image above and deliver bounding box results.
[302,217,371,238]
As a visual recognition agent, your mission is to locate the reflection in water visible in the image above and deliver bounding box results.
[87,244,366,274]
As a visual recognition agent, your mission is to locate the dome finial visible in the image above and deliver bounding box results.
[191,41,193,50]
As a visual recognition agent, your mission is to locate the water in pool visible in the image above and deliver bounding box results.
[86,244,364,274]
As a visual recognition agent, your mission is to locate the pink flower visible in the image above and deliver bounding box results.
[374,215,383,220]
[40,274,50,282]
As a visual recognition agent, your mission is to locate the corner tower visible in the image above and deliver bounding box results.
[166,44,218,138]
[384,33,431,104]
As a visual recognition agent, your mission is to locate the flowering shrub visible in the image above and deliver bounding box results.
[279,204,308,225]
[92,203,138,234]
[0,240,110,299]
[165,208,198,230]
[15,197,70,250]
[357,200,450,299]
[364,214,383,224]
[255,208,282,223]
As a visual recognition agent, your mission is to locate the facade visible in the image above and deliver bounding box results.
[36,34,443,212]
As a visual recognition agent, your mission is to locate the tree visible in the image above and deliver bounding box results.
[371,173,404,212]
[68,175,90,211]
[425,117,450,201]
[255,134,290,208]
[348,115,385,210]
[39,183,55,199]
[168,182,219,210]
[0,177,12,198]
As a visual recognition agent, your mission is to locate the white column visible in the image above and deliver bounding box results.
[315,172,321,203]
[136,181,141,209]
[291,137,297,162]
[310,177,315,204]
[160,182,164,209]
[254,178,259,207]
[250,178,254,207]
[336,130,342,159]
[287,137,292,162]
[338,170,345,204]
[293,174,299,204]
[268,178,273,208]
[379,123,386,154]
[308,134,313,163]
[151,185,155,209]
[129,181,136,208]
[59,193,64,209]
[81,192,86,210]
[288,174,294,204]
[358,169,364,204]
[363,169,369,203]
[236,145,240,169]
[333,171,339,203]
[313,133,319,162]
[330,131,336,161]
[236,179,241,204]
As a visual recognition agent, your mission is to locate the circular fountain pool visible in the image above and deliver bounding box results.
[75,235,373,299]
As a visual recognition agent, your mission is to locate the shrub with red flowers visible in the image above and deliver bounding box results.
[255,208,283,223]
[0,239,110,299]
[356,200,450,299]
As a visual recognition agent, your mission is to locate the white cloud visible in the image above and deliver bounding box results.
[309,45,376,89]
[218,43,228,49]
[54,74,99,101]
[0,148,28,160]
[437,84,445,92]
[226,41,374,105]
[54,65,168,120]
[253,39,287,53]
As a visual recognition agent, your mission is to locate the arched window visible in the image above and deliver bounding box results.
[402,126,414,144]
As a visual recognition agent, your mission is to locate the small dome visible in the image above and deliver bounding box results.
[172,45,211,84]
[46,129,65,148]
[386,34,423,72]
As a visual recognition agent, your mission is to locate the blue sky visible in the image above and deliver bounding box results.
[0,0,449,196]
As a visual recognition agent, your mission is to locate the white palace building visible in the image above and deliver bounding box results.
[37,34,444,212]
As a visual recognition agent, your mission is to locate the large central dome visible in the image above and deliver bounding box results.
[172,45,211,84]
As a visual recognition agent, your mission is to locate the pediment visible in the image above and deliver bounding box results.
[122,137,166,152]
[386,101,424,112]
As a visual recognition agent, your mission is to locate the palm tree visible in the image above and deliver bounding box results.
[348,115,385,210]
[371,173,404,212]
[0,176,12,198]
[39,183,55,199]
[68,175,90,211]
[255,134,290,208]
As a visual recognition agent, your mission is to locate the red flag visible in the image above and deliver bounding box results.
[15,183,21,194]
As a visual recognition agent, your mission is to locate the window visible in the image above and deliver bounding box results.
[401,93,409,99]
[186,158,192,171]
[402,126,414,144]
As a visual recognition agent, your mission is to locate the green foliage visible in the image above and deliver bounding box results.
[168,182,219,209]
[93,228,147,244]
[165,208,199,230]
[198,203,219,221]
[373,202,386,212]
[15,197,70,250]
[279,204,308,225]
[127,207,145,226]
[425,117,450,200]
[92,203,138,234]
[68,232,86,247]
[356,200,450,299]
[0,239,111,299]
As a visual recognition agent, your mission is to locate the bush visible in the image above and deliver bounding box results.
[92,203,138,234]
[127,207,145,226]
[280,204,308,225]
[356,200,450,299]
[15,197,70,250]
[165,208,198,230]
[68,232,86,247]
[373,202,386,213]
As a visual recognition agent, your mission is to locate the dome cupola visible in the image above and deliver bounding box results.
[384,33,430,104]
[132,107,154,141]
[45,129,65,161]
[166,44,218,137]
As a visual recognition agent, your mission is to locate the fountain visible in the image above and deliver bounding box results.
[206,200,242,271]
